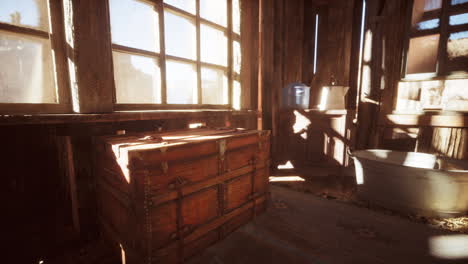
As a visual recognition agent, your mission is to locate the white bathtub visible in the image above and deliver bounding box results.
[351,149,468,218]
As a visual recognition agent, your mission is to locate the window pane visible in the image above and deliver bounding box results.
[0,31,56,103]
[451,0,468,5]
[164,0,196,15]
[201,24,227,66]
[166,60,197,104]
[200,0,227,26]
[113,51,161,104]
[233,40,241,74]
[449,13,468,26]
[406,34,440,74]
[411,0,442,27]
[233,0,241,34]
[110,0,159,52]
[416,19,440,30]
[447,31,468,72]
[0,0,50,31]
[202,67,228,105]
[233,80,241,110]
[164,11,196,60]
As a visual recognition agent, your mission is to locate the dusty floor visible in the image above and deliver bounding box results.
[189,185,468,264]
[269,166,357,201]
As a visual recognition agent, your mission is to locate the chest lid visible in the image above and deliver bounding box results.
[98,127,269,167]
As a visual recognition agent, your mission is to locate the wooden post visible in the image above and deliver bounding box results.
[240,0,259,110]
[63,0,114,113]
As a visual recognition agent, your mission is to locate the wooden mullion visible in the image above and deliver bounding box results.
[112,43,160,58]
[163,3,196,19]
[410,28,441,37]
[0,22,49,39]
[196,0,202,105]
[438,0,450,76]
[199,18,228,31]
[166,54,197,64]
[449,2,468,14]
[448,23,468,33]
[201,62,228,71]
[156,0,168,104]
[49,0,72,108]
[227,0,233,108]
[421,9,442,21]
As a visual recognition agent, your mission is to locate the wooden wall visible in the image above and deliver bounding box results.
[310,0,356,107]
[260,0,359,166]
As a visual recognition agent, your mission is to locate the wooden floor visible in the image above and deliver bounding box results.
[189,185,468,264]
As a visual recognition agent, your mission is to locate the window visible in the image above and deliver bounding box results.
[0,0,69,113]
[403,0,468,79]
[109,0,241,109]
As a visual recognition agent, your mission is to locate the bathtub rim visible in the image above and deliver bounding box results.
[350,149,468,173]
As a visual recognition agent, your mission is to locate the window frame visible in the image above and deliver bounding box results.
[401,0,468,81]
[0,0,71,114]
[111,0,240,111]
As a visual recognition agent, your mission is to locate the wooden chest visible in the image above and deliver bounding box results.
[95,128,270,263]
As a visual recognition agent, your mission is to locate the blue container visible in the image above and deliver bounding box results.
[282,83,310,109]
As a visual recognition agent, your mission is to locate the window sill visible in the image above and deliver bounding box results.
[385,111,468,127]
[0,109,257,126]
[401,74,468,82]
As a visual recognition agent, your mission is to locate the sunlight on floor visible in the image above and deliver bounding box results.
[269,176,305,182]
[429,234,468,259]
[189,122,205,128]
[277,160,295,170]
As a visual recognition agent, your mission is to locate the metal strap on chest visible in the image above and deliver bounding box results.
[250,135,264,218]
[143,169,153,264]
[217,139,227,239]
[158,146,185,264]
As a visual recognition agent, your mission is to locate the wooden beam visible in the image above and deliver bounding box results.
[301,1,316,86]
[64,0,114,113]
[347,0,364,110]
[240,0,259,110]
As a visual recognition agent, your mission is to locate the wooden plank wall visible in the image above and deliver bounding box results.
[356,0,468,161]
[310,0,355,107]
[260,0,357,166]
[260,0,308,161]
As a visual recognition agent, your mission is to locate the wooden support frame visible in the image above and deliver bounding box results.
[109,0,239,111]
[0,0,72,114]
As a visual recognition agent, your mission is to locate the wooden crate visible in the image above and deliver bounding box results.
[95,128,270,263]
